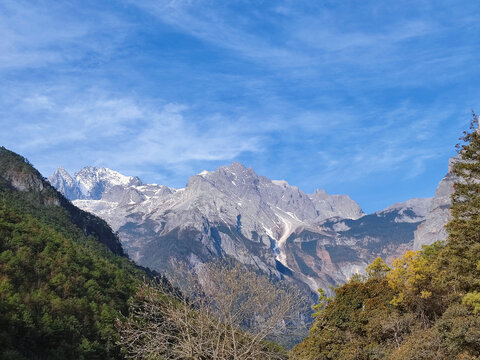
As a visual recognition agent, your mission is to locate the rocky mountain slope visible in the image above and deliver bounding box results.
[413,156,458,250]
[49,160,454,292]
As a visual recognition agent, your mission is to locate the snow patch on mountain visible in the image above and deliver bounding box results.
[75,167,141,200]
[49,166,142,200]
[276,214,295,266]
[272,180,290,188]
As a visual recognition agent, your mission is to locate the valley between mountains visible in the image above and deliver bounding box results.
[49,158,456,294]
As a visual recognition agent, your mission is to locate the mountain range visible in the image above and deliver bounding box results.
[49,159,455,293]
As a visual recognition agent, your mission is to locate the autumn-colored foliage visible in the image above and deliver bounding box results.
[292,113,480,359]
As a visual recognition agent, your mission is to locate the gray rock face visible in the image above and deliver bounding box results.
[48,161,446,293]
[282,196,433,290]
[309,189,365,221]
[381,198,433,221]
[413,156,459,250]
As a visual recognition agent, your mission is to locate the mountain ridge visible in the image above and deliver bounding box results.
[49,165,142,200]
[48,159,453,292]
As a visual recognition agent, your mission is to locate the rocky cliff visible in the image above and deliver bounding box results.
[413,156,459,250]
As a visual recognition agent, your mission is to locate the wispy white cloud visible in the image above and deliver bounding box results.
[0,78,468,193]
[303,102,463,187]
[0,86,263,180]
[0,0,478,211]
[131,0,313,68]
[131,0,479,92]
[0,0,130,70]
[130,1,432,70]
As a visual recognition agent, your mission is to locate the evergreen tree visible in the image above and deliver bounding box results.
[441,112,480,294]
[292,113,480,359]
[365,257,390,280]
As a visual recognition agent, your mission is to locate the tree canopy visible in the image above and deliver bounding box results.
[291,113,480,360]
[0,148,144,359]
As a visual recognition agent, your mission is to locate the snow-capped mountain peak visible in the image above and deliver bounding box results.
[74,166,142,200]
[49,166,142,200]
[48,166,83,200]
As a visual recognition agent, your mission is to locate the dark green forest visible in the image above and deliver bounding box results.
[0,148,142,359]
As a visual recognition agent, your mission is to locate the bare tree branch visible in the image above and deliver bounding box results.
[117,261,307,359]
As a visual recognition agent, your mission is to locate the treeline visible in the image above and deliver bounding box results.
[291,114,480,359]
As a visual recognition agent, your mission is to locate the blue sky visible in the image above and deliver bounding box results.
[1,0,479,213]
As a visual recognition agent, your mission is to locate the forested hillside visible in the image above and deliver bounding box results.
[0,148,143,359]
[0,147,125,256]
[291,115,480,359]
[0,147,293,359]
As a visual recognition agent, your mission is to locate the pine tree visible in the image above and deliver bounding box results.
[442,111,480,293]
[365,257,390,280]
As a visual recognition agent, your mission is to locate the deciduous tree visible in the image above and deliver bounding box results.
[118,262,306,360]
